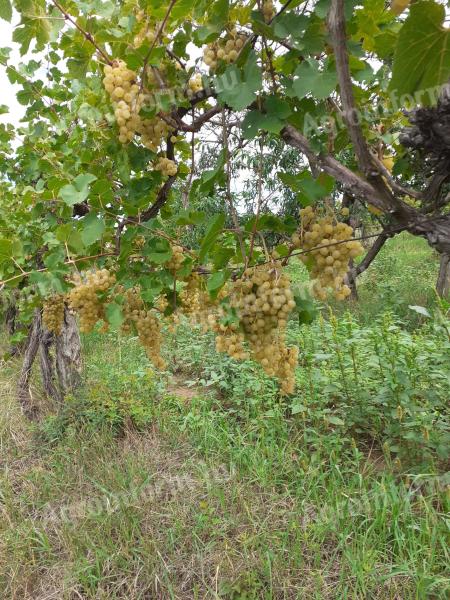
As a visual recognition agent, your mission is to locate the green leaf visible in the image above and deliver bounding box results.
[278,170,334,204]
[106,303,124,328]
[294,293,317,325]
[291,403,307,415]
[199,213,226,263]
[59,173,97,206]
[242,110,284,138]
[55,224,84,254]
[217,50,262,111]
[326,415,345,426]
[0,0,12,23]
[59,184,87,206]
[293,59,337,100]
[390,1,450,100]
[408,305,431,318]
[207,269,230,292]
[143,238,173,264]
[0,237,22,265]
[81,214,106,246]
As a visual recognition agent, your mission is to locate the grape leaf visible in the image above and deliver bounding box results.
[217,50,262,111]
[199,213,226,263]
[390,1,450,100]
[0,0,12,23]
[293,59,337,100]
[81,215,106,247]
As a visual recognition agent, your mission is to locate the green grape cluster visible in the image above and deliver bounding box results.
[291,206,364,301]
[203,30,247,70]
[155,156,178,176]
[68,269,116,333]
[42,294,66,335]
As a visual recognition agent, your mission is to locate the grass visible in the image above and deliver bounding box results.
[0,233,449,599]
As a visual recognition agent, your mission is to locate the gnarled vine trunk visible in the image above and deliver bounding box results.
[17,307,82,420]
[17,309,42,420]
[55,309,82,394]
[437,254,450,298]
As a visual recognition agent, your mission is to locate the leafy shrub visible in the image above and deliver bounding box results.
[166,310,450,468]
[40,365,158,442]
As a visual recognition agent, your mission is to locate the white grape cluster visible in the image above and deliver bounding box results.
[134,24,157,48]
[291,206,364,301]
[42,294,66,335]
[102,62,173,150]
[155,156,178,176]
[136,311,166,369]
[203,30,247,71]
[179,274,202,317]
[208,313,249,361]
[165,243,185,274]
[232,263,298,393]
[204,263,298,394]
[68,269,116,333]
[262,0,275,22]
[178,274,228,331]
[115,285,166,368]
[133,8,158,48]
[103,61,140,144]
[188,74,203,94]
[139,116,173,152]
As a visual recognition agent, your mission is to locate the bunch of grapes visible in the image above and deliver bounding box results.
[188,73,203,94]
[203,30,247,71]
[262,0,275,22]
[42,294,66,335]
[232,263,297,390]
[115,286,166,367]
[178,274,228,332]
[138,114,173,151]
[155,156,178,176]
[208,313,249,360]
[291,206,364,301]
[133,235,146,250]
[204,263,298,393]
[165,243,185,274]
[118,286,144,333]
[68,269,116,333]
[135,311,166,369]
[103,61,140,144]
[102,61,173,150]
[179,274,202,317]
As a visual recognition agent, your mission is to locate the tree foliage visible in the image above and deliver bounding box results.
[1,0,449,394]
